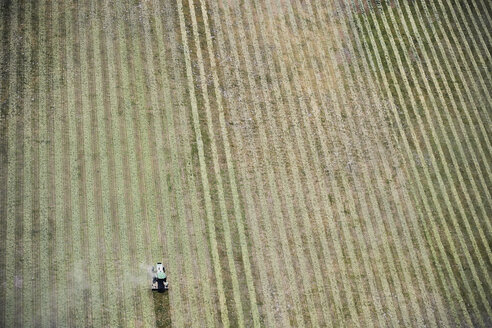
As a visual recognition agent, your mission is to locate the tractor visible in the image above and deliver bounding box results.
[151,262,169,292]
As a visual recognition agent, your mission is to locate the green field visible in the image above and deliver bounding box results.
[1,0,491,327]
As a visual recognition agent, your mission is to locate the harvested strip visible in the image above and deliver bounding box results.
[176,1,233,325]
[5,2,20,326]
[21,2,34,326]
[52,1,68,325]
[65,1,89,324]
[197,0,278,325]
[380,4,492,321]
[87,0,120,325]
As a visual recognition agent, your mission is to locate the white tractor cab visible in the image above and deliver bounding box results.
[152,262,169,292]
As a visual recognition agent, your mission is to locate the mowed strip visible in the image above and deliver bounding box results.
[211,0,307,326]
[359,3,478,326]
[97,0,137,325]
[22,1,35,326]
[183,0,263,326]
[5,2,21,326]
[375,3,491,324]
[0,3,10,325]
[195,0,279,326]
[338,1,448,325]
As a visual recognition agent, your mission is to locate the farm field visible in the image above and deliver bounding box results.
[0,0,491,327]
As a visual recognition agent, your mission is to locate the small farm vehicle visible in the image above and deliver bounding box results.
[151,262,169,292]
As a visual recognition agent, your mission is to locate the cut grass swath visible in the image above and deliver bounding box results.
[184,0,263,326]
[217,0,318,325]
[197,0,280,325]
[356,2,479,325]
[21,2,34,326]
[340,1,449,325]
[5,1,20,326]
[378,4,491,322]
[53,1,69,325]
[78,1,105,324]
[65,1,89,324]
[176,0,236,325]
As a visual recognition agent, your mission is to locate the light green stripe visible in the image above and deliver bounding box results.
[176,1,232,326]
[88,0,119,326]
[52,1,68,325]
[22,2,34,326]
[99,1,136,325]
[77,2,103,325]
[5,1,20,326]
[65,1,87,325]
